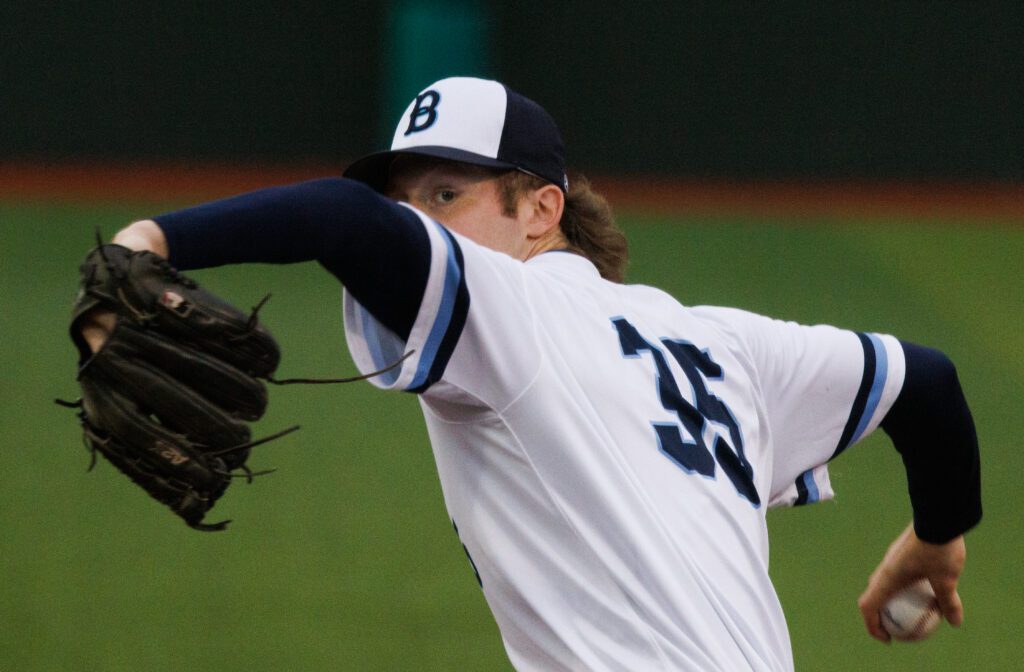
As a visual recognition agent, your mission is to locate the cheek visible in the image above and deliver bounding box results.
[441,213,485,240]
[444,209,524,254]
[478,218,526,255]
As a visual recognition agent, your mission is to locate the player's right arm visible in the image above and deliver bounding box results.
[858,523,966,642]
[697,307,980,639]
[856,340,979,641]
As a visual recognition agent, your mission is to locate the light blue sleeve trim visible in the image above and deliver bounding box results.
[358,304,404,387]
[408,222,462,390]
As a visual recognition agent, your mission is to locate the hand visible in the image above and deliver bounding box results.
[81,309,117,353]
[80,220,169,354]
[857,523,966,642]
[63,240,284,531]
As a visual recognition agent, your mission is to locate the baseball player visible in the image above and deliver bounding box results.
[81,77,981,670]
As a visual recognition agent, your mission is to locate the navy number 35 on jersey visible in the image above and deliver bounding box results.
[612,317,760,506]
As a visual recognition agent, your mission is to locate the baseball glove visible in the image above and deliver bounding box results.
[60,244,292,531]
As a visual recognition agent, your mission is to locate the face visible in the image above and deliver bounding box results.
[384,157,531,258]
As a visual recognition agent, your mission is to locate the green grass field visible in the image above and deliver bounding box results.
[2,199,1020,671]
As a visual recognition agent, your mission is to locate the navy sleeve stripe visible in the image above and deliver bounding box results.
[409,226,470,394]
[793,469,821,506]
[794,470,809,505]
[833,332,883,458]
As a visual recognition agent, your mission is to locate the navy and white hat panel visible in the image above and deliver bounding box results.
[391,77,509,160]
[345,77,568,193]
[498,87,568,192]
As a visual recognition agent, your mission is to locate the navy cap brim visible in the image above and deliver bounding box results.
[343,146,517,194]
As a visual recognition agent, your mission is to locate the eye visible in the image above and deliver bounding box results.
[434,189,457,204]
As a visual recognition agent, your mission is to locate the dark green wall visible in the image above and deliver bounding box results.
[3,2,1021,179]
[1,2,384,162]
[496,3,1023,180]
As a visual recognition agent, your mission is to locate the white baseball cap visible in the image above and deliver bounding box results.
[345,76,568,193]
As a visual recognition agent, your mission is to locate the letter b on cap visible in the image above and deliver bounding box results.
[404,90,441,136]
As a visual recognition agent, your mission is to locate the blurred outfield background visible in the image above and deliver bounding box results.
[2,2,1023,671]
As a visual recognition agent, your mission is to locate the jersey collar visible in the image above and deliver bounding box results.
[526,249,601,277]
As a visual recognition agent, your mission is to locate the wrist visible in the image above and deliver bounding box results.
[112,220,169,257]
[912,498,983,544]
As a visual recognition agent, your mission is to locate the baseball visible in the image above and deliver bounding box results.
[879,579,942,642]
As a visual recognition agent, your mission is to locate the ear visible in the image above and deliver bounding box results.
[523,184,566,239]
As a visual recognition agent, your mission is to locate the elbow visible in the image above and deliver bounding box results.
[882,341,970,441]
[910,345,961,399]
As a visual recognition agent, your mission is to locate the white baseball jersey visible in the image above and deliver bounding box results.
[343,207,906,671]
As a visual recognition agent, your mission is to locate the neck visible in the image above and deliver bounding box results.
[523,228,569,261]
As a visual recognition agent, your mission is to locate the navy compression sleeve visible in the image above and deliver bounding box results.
[880,342,982,543]
[153,178,430,341]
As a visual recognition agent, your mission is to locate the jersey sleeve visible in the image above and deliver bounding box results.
[691,307,906,508]
[343,205,539,407]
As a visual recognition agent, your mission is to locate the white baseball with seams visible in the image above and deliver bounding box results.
[880,579,942,642]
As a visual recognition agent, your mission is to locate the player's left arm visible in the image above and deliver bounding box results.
[857,341,981,642]
[80,178,433,353]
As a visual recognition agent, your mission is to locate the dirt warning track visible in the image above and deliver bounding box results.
[1,163,1020,222]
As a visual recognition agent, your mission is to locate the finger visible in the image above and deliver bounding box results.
[932,582,964,627]
[858,590,892,643]
[81,311,118,353]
